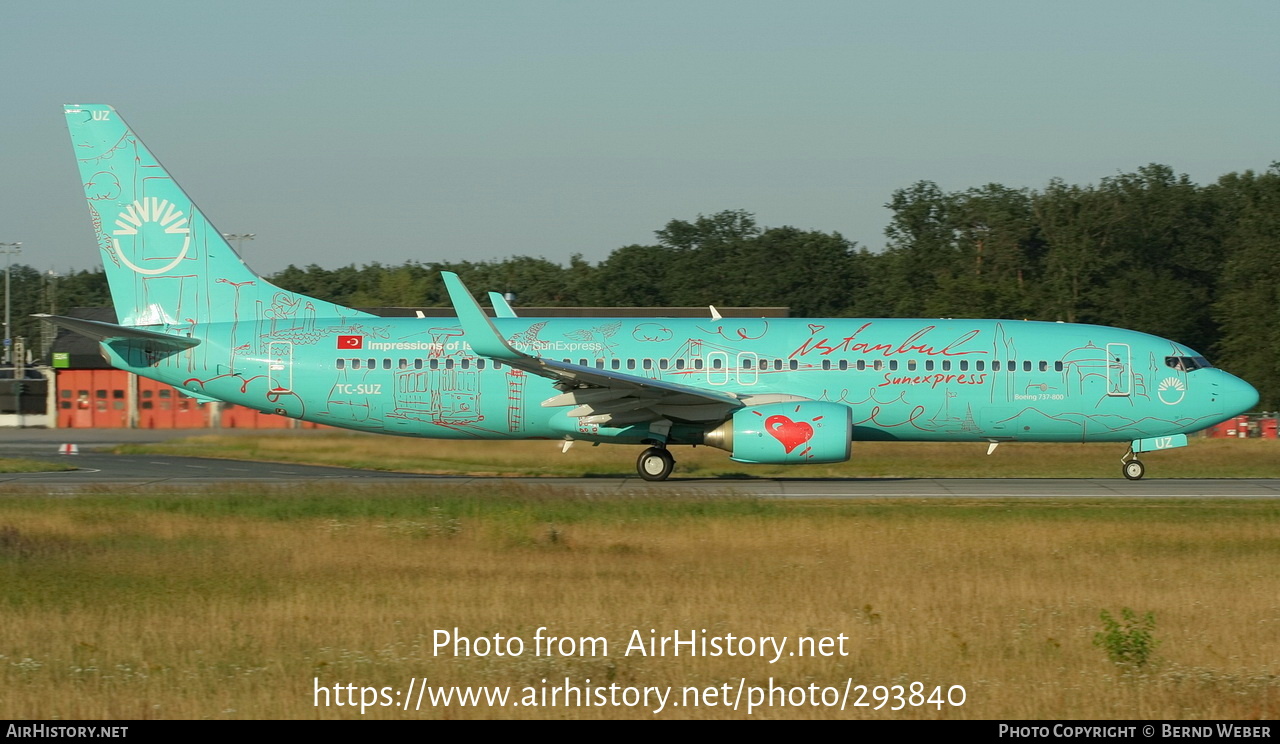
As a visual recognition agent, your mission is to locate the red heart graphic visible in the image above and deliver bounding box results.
[765,415,814,454]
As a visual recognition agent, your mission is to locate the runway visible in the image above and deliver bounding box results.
[4,438,1280,498]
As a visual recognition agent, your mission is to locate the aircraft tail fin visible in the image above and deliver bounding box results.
[64,104,373,327]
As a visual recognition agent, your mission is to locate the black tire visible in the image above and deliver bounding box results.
[637,447,675,481]
[1122,459,1145,480]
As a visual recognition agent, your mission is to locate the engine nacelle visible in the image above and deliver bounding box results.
[703,401,852,465]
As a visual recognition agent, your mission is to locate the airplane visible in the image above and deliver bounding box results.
[46,104,1260,481]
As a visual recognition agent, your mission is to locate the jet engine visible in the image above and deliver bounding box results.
[703,401,852,464]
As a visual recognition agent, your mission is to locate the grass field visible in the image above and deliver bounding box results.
[0,458,74,474]
[0,484,1277,719]
[116,432,1280,479]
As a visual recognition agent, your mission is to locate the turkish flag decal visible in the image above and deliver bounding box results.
[338,335,363,350]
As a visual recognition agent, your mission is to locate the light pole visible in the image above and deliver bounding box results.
[222,233,255,255]
[0,242,21,366]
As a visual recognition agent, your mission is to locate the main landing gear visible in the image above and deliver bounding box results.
[1121,449,1145,480]
[637,446,675,482]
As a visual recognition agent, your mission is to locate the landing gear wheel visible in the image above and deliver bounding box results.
[1123,459,1145,480]
[637,447,675,482]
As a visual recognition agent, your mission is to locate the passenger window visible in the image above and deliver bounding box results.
[872,360,883,371]
[429,359,439,370]
[789,360,799,371]
[821,360,831,371]
[710,358,722,370]
[942,360,951,372]
[694,359,704,370]
[627,359,636,370]
[611,359,621,370]
[337,359,346,370]
[959,361,968,371]
[907,359,917,371]
[445,359,455,370]
[477,359,486,370]
[659,359,669,370]
[414,359,423,370]
[675,359,686,370]
[976,360,984,371]
[1023,361,1032,372]
[992,361,1001,371]
[838,360,848,371]
[643,359,653,370]
[1054,361,1063,372]
[925,360,935,371]
[889,360,898,371]
[1038,361,1047,372]
[461,359,470,370]
[353,359,362,370]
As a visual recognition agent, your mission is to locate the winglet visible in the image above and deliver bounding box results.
[488,292,518,318]
[441,272,525,360]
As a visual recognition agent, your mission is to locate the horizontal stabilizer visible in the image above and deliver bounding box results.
[35,314,200,351]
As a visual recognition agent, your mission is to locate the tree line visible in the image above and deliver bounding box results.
[10,163,1279,408]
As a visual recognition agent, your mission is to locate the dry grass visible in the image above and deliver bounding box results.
[118,433,1280,479]
[0,485,1277,719]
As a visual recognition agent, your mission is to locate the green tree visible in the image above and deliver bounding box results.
[1210,166,1280,408]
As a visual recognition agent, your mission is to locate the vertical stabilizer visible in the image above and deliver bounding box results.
[64,104,372,328]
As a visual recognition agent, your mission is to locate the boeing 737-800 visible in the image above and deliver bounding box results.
[46,104,1260,481]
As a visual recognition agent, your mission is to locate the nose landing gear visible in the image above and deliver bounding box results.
[1121,449,1145,480]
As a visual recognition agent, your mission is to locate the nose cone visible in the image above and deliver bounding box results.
[1218,374,1260,417]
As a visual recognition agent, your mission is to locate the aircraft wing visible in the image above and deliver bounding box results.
[442,273,741,427]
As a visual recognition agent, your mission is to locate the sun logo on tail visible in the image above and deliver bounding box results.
[111,197,191,275]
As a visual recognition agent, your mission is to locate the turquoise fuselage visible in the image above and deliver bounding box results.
[103,315,1246,447]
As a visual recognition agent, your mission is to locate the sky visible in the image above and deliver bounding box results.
[2,0,1277,276]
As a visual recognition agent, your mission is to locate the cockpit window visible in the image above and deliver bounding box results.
[1166,356,1213,372]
